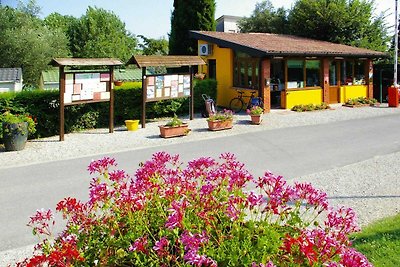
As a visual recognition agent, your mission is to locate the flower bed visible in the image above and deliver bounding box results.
[343,97,377,107]
[18,153,372,267]
[291,102,330,112]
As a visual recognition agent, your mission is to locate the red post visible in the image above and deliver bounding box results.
[388,86,399,107]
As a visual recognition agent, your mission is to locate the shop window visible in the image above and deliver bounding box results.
[354,61,366,85]
[329,61,338,86]
[341,60,354,85]
[287,60,304,88]
[233,51,259,89]
[306,60,320,87]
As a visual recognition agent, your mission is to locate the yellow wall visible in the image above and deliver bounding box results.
[285,89,323,109]
[340,85,368,103]
[198,40,241,107]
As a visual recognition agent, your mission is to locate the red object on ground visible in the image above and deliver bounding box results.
[388,86,399,107]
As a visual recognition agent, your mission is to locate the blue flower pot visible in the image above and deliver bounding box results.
[2,122,28,151]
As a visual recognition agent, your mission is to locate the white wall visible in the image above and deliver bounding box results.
[0,82,22,93]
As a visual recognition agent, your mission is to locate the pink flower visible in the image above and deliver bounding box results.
[87,157,117,174]
[153,237,169,257]
[165,199,187,229]
[129,236,148,254]
[247,192,264,209]
[180,231,208,252]
[27,208,55,237]
[325,206,360,235]
[251,262,276,267]
[340,248,373,267]
[183,250,217,267]
[294,182,329,210]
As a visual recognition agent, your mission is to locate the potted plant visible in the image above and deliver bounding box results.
[113,80,123,86]
[159,114,190,138]
[247,106,263,125]
[1,112,36,151]
[207,109,234,131]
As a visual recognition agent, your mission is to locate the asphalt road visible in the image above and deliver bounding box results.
[1,113,400,251]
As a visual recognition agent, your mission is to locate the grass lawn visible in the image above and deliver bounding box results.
[351,213,400,266]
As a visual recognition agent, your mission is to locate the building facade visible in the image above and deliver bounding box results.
[191,31,386,111]
[0,68,23,93]
[216,15,242,33]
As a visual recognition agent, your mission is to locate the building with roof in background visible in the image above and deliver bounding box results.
[0,68,23,93]
[191,31,387,111]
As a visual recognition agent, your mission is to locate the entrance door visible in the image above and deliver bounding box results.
[329,61,340,104]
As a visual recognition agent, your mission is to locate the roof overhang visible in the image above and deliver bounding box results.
[190,31,388,59]
[127,55,206,68]
[50,58,123,67]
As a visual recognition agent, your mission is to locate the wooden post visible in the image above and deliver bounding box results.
[260,58,271,113]
[322,58,330,104]
[366,59,374,99]
[59,66,65,141]
[141,67,147,129]
[109,66,114,133]
[189,65,194,120]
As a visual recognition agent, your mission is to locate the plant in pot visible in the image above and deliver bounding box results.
[1,112,36,151]
[247,106,263,125]
[207,109,234,131]
[159,114,190,138]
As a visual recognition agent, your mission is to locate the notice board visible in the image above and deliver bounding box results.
[63,72,111,105]
[145,74,191,102]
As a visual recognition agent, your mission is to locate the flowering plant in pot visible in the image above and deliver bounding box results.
[247,106,263,125]
[18,152,372,267]
[1,111,36,151]
[206,109,234,131]
[159,114,190,138]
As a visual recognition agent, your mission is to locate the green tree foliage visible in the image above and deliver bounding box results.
[239,0,288,34]
[138,35,169,55]
[169,0,216,55]
[68,6,137,61]
[288,0,389,51]
[0,3,69,86]
[241,0,389,52]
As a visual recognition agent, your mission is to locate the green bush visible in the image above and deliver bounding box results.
[345,97,377,106]
[0,79,217,141]
[291,102,330,112]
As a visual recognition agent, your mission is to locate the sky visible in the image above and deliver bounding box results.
[2,0,396,39]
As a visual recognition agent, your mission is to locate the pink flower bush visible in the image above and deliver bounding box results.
[17,152,372,266]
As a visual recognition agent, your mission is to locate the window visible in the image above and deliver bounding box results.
[233,51,259,89]
[306,60,320,87]
[287,60,304,88]
[354,61,366,85]
[340,60,366,85]
[329,61,338,86]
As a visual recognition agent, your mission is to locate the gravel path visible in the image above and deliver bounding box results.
[1,104,400,266]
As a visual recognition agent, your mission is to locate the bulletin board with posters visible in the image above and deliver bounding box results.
[51,57,123,141]
[63,72,111,105]
[145,74,191,102]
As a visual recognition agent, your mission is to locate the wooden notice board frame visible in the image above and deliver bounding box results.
[50,58,123,141]
[126,55,206,128]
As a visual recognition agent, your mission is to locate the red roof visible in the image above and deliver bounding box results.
[191,31,386,58]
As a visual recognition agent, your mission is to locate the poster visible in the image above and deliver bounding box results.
[147,86,155,99]
[156,89,163,98]
[147,76,155,86]
[164,87,171,97]
[164,75,172,87]
[100,73,110,82]
[178,84,184,93]
[183,75,190,89]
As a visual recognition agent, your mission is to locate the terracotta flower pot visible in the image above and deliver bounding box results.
[114,80,123,86]
[159,123,190,138]
[250,114,262,125]
[207,119,233,131]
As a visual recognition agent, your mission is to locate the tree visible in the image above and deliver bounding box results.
[0,4,69,86]
[69,6,137,61]
[138,35,169,55]
[239,0,288,34]
[169,0,216,55]
[288,0,389,51]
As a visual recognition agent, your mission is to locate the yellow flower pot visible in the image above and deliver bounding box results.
[125,120,139,131]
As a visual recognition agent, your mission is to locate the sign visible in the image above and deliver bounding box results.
[63,72,111,104]
[145,74,191,102]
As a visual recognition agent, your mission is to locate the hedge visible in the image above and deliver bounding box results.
[0,79,217,141]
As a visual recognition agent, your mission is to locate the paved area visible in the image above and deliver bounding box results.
[1,104,400,266]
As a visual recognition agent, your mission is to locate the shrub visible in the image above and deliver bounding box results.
[291,102,330,112]
[345,97,377,106]
[18,153,372,267]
